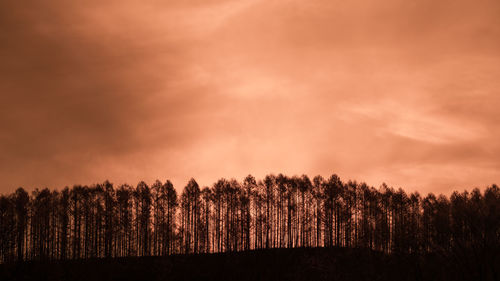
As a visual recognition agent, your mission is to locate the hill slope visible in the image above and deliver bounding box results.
[0,248,493,281]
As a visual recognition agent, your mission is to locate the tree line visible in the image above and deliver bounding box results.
[0,174,498,263]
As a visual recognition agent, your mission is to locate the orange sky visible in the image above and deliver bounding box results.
[1,0,499,195]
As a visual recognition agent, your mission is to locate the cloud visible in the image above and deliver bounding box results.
[349,100,487,144]
[0,0,209,187]
[0,0,499,194]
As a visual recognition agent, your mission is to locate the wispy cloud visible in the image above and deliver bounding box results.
[349,100,486,144]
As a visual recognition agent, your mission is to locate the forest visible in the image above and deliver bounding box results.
[0,174,498,273]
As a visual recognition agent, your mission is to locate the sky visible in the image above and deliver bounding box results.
[1,0,499,195]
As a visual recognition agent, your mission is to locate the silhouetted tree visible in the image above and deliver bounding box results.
[116,184,132,257]
[59,187,70,260]
[181,179,200,254]
[13,187,29,261]
[243,175,257,250]
[0,174,498,281]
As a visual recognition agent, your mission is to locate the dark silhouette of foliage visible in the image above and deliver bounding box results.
[0,175,498,280]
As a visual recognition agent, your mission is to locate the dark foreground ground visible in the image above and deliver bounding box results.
[0,248,497,281]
